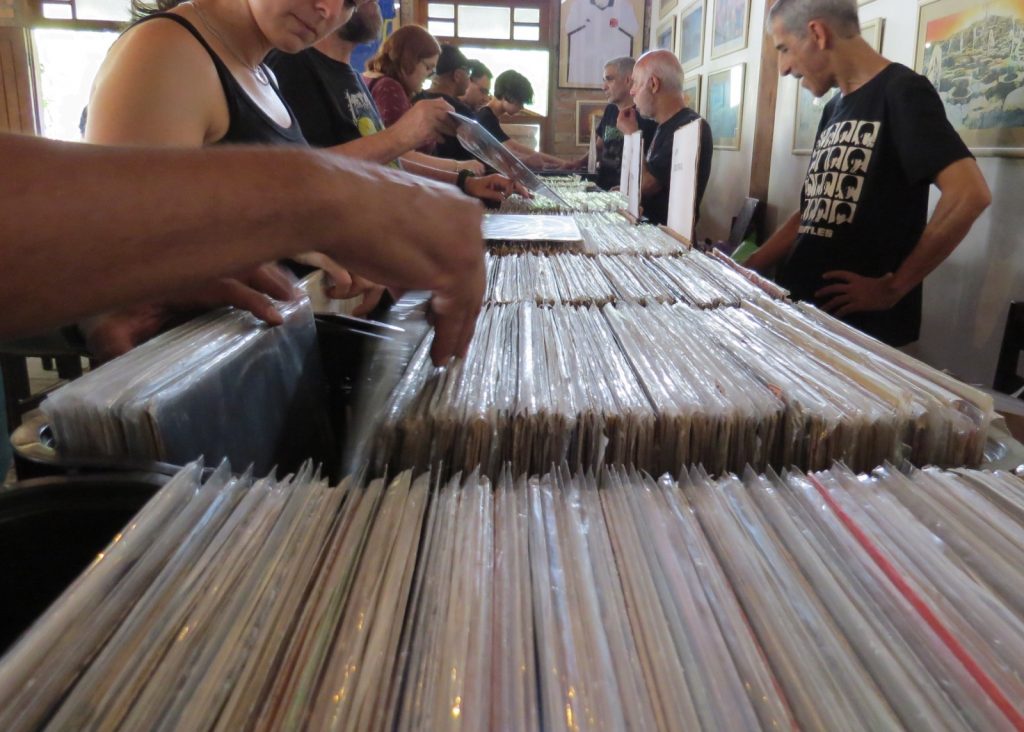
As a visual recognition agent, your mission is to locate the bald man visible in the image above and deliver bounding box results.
[618,49,712,226]
[745,0,990,347]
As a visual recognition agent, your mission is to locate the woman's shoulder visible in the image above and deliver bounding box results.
[87,10,223,145]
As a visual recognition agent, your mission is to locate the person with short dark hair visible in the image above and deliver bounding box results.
[745,0,991,347]
[476,69,573,170]
[461,59,492,109]
[413,44,478,160]
[588,56,657,190]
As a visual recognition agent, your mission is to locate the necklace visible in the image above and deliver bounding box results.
[189,0,270,86]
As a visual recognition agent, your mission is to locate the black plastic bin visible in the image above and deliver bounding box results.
[0,472,167,654]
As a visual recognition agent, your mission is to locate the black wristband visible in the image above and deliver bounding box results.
[456,168,476,192]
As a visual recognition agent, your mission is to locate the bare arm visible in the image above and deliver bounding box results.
[816,158,991,316]
[0,134,485,364]
[744,209,801,274]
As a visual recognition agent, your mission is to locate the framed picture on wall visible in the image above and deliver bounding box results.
[575,100,607,147]
[683,73,702,112]
[679,1,705,73]
[705,63,744,149]
[915,0,1024,156]
[659,0,679,20]
[860,17,884,52]
[792,86,838,153]
[710,0,750,59]
[656,15,677,52]
[560,0,646,88]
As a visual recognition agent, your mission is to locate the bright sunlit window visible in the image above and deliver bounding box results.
[33,28,118,141]
[458,46,550,117]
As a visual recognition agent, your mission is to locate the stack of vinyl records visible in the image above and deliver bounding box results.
[573,211,687,255]
[3,459,1021,731]
[368,298,993,478]
[485,249,772,306]
[499,189,626,214]
[41,298,332,475]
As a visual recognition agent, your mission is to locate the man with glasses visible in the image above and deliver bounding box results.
[414,45,480,161]
[460,60,492,110]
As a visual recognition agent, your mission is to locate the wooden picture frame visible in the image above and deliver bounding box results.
[710,0,749,59]
[656,15,677,52]
[705,63,744,149]
[559,0,646,89]
[679,1,705,73]
[575,99,607,147]
[860,16,884,53]
[915,0,1024,156]
[683,73,702,112]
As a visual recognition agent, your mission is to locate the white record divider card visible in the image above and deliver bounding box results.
[587,115,598,174]
[619,131,643,219]
[666,121,702,244]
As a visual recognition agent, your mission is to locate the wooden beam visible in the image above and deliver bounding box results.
[748,0,778,202]
[0,27,35,133]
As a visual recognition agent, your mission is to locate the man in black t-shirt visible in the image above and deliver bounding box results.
[413,44,477,160]
[590,56,657,191]
[269,0,515,203]
[617,50,713,227]
[746,0,991,347]
[267,0,449,160]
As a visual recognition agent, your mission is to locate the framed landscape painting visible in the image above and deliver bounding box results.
[710,0,749,59]
[679,1,705,72]
[915,0,1024,155]
[706,63,745,149]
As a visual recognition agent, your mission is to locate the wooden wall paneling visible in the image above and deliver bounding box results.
[748,0,777,202]
[0,26,36,133]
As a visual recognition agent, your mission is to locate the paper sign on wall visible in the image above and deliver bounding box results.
[666,121,701,243]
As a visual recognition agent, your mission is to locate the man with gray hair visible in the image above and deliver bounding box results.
[586,56,657,190]
[745,0,990,347]
[618,49,713,226]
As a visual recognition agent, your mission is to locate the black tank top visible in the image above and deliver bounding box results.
[132,13,306,146]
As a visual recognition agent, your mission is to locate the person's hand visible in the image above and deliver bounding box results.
[464,173,517,203]
[815,271,902,317]
[617,106,639,135]
[291,252,386,315]
[321,169,486,365]
[81,263,297,360]
[394,98,457,150]
[457,159,485,176]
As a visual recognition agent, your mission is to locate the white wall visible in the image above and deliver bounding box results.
[650,0,767,243]
[766,0,1024,385]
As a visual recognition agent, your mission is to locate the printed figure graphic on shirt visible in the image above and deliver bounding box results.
[346,88,382,138]
[799,117,877,238]
[565,0,639,87]
[837,120,857,144]
[845,147,870,174]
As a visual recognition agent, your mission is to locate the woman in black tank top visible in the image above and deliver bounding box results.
[80,0,389,358]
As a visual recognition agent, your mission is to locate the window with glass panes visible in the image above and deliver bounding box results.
[22,0,127,139]
[417,0,553,150]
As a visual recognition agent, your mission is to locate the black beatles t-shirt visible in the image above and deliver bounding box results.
[595,103,657,191]
[267,48,385,149]
[475,106,510,143]
[777,63,971,346]
[643,107,713,226]
[413,90,476,160]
